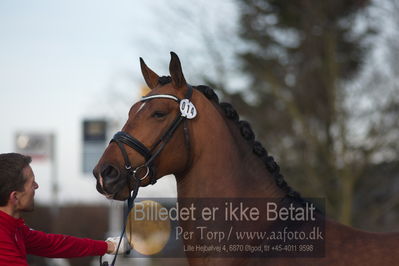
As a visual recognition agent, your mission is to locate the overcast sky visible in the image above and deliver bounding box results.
[0,0,237,204]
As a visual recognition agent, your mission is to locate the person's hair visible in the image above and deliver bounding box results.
[0,153,32,206]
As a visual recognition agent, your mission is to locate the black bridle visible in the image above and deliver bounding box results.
[111,85,195,189]
[100,85,196,266]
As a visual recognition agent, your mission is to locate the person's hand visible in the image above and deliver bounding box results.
[105,236,132,254]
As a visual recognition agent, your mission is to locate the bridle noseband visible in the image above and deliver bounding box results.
[110,85,196,191]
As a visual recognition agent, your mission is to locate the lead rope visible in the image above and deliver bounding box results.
[100,171,140,266]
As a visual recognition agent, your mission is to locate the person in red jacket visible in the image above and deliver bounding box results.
[0,153,128,266]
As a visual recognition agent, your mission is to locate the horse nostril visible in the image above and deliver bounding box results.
[101,164,120,180]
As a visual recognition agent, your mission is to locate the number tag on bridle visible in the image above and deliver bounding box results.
[180,99,197,119]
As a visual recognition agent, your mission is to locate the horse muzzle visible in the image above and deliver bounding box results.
[93,164,131,201]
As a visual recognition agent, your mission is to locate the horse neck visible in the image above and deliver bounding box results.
[176,99,285,199]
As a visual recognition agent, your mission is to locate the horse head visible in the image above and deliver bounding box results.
[93,52,199,200]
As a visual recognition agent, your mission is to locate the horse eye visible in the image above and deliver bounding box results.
[152,111,167,119]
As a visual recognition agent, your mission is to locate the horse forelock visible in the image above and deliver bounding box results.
[194,85,304,204]
[158,76,172,85]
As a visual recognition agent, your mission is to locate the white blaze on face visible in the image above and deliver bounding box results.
[136,102,146,114]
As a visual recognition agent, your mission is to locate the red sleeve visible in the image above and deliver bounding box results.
[21,225,107,258]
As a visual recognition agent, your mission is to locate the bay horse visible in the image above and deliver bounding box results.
[93,52,399,266]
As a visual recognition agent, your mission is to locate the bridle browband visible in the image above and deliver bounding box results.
[110,85,195,190]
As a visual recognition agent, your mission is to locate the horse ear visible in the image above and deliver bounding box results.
[169,52,187,89]
[140,57,159,90]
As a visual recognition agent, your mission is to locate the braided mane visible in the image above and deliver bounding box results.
[156,76,303,203]
[194,85,303,203]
